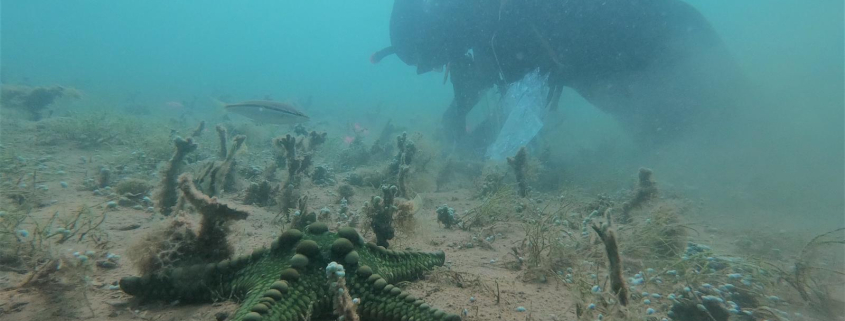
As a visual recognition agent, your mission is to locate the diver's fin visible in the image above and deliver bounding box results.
[546,83,563,111]
[211,97,228,111]
[370,46,395,64]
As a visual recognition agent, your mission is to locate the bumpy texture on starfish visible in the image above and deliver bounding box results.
[119,222,460,321]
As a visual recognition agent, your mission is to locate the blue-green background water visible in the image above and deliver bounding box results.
[1,1,450,109]
[2,1,843,228]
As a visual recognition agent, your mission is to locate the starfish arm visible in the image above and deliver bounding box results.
[359,243,446,284]
[227,253,314,321]
[118,246,275,303]
[121,224,462,321]
[348,265,461,321]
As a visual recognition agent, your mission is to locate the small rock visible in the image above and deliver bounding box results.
[117,197,134,207]
[97,260,118,269]
[106,301,130,307]
[116,223,141,231]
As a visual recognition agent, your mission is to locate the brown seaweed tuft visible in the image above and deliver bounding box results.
[130,174,249,275]
[178,173,249,262]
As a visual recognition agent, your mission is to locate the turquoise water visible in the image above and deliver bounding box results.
[1,1,450,111]
[1,2,843,320]
[2,0,843,247]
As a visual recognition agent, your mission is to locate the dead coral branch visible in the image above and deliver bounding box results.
[307,130,327,151]
[195,135,246,196]
[155,136,198,216]
[290,195,316,230]
[619,167,658,222]
[592,223,628,306]
[274,134,312,218]
[507,147,529,198]
[215,124,228,159]
[178,173,249,262]
[397,165,411,199]
[390,132,416,198]
[274,134,312,185]
[190,121,205,138]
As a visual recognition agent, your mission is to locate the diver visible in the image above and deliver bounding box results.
[372,0,745,156]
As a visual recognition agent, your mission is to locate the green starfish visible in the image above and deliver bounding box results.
[119,222,461,321]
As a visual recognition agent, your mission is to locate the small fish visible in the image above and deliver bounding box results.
[224,100,309,125]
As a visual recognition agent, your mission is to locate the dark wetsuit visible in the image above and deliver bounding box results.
[378,0,745,152]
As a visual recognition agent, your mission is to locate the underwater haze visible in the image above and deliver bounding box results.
[2,1,451,110]
[1,1,843,321]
